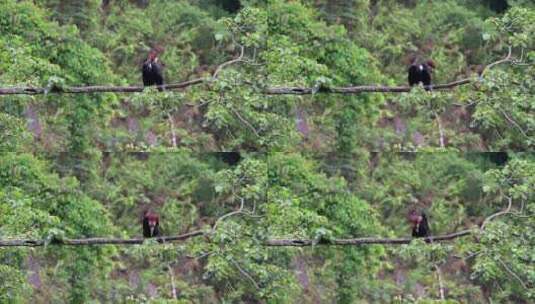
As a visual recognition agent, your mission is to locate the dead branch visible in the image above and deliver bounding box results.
[263,79,472,95]
[263,229,473,247]
[0,77,471,96]
[480,196,513,231]
[480,46,513,77]
[228,257,261,290]
[0,230,473,247]
[497,257,530,290]
[230,107,260,137]
[0,78,205,95]
[212,197,246,232]
[499,108,529,138]
[213,45,245,79]
[435,264,446,300]
[435,112,445,148]
[0,230,204,247]
[167,264,178,299]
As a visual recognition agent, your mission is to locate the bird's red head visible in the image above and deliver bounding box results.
[426,60,436,69]
[147,51,158,61]
[408,209,422,224]
[147,46,164,61]
[144,211,159,229]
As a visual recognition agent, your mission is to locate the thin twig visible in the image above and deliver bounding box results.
[497,257,529,290]
[228,257,260,289]
[168,115,177,148]
[168,264,178,299]
[499,108,529,138]
[480,46,513,77]
[212,198,246,232]
[435,264,446,300]
[213,45,245,79]
[435,112,445,148]
[230,108,260,137]
[481,196,513,231]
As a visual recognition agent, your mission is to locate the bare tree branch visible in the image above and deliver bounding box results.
[212,197,246,233]
[230,107,260,137]
[228,257,260,290]
[0,230,204,247]
[167,264,178,299]
[435,264,446,300]
[480,196,513,231]
[0,78,471,96]
[0,230,473,247]
[213,45,245,79]
[497,257,529,290]
[499,108,529,138]
[0,78,205,95]
[168,115,178,148]
[264,230,473,247]
[263,79,472,95]
[435,112,445,148]
[480,46,513,77]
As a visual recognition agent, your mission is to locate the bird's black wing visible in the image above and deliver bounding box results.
[420,66,432,87]
[142,218,151,237]
[419,213,430,237]
[153,223,160,237]
[408,65,420,86]
[152,62,164,86]
[142,62,153,86]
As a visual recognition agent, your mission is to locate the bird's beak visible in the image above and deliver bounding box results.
[150,227,154,236]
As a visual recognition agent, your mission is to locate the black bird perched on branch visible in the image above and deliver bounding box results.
[142,48,164,90]
[142,210,160,238]
[408,57,435,88]
[408,209,430,238]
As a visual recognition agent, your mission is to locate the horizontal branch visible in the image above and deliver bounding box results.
[0,230,204,247]
[0,230,472,247]
[0,78,472,96]
[0,78,205,95]
[263,79,472,95]
[264,230,473,247]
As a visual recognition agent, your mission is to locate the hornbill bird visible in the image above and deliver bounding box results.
[142,210,160,238]
[408,57,435,88]
[142,49,164,90]
[408,209,430,238]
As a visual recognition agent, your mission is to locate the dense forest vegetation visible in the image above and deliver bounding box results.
[0,0,534,303]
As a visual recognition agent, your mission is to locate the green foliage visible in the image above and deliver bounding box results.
[470,157,535,301]
[0,153,115,302]
[0,0,534,303]
[267,153,386,301]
